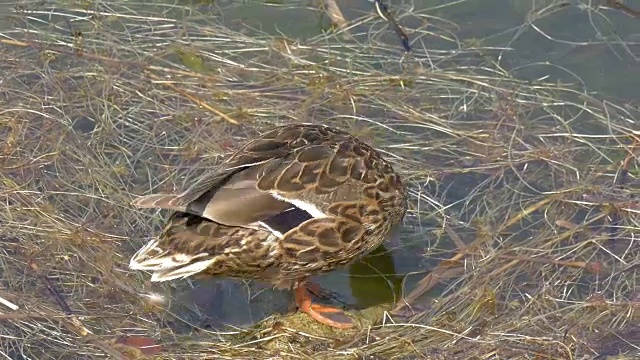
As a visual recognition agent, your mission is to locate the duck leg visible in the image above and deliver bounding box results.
[294,283,354,329]
[305,281,347,304]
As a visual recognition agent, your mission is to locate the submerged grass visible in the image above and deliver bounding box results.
[0,1,638,359]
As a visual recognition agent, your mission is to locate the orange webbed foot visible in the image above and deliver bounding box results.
[294,284,354,329]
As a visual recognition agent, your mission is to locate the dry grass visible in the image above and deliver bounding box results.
[0,1,638,359]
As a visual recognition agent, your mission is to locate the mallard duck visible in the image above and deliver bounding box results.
[129,123,407,329]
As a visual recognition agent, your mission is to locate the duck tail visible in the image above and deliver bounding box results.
[128,237,216,282]
[131,194,187,212]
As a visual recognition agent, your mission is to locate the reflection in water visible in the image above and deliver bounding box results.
[168,277,291,332]
[348,243,402,310]
[165,241,404,332]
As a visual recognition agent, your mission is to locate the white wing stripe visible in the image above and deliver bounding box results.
[270,193,326,218]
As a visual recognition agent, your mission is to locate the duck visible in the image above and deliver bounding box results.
[129,123,407,329]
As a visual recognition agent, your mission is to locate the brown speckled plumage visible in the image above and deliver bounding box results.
[129,123,407,291]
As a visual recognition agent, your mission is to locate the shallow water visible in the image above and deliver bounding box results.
[0,0,637,345]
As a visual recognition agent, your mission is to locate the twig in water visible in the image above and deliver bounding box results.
[372,0,411,52]
[145,71,239,125]
[0,295,19,311]
[606,0,640,17]
[323,0,348,31]
[28,259,129,360]
[28,260,73,315]
[606,134,639,242]
[393,195,562,315]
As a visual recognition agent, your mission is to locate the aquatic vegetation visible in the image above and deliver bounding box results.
[0,1,638,359]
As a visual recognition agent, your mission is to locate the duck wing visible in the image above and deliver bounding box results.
[131,124,357,230]
[131,134,296,227]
